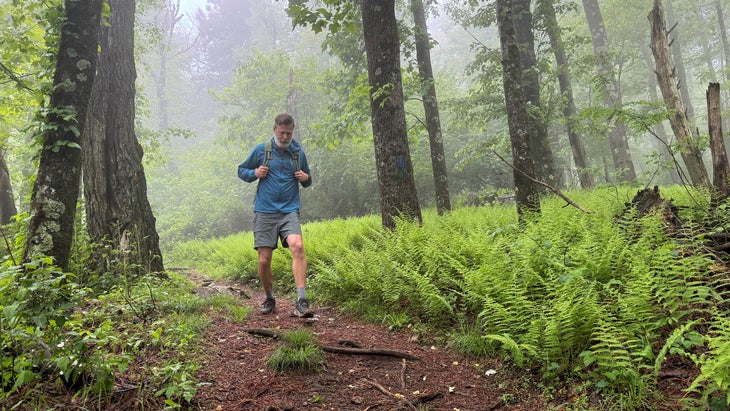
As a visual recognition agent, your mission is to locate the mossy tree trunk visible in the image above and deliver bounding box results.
[496,0,541,221]
[23,0,103,271]
[512,0,557,190]
[0,150,17,225]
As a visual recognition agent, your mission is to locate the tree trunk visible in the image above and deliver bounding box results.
[640,45,681,184]
[361,0,422,230]
[23,0,103,271]
[665,0,696,128]
[410,0,451,215]
[707,83,730,204]
[713,0,730,135]
[153,1,183,130]
[496,0,540,220]
[648,0,709,188]
[0,150,17,224]
[83,0,164,274]
[537,0,593,189]
[716,0,730,82]
[512,0,557,189]
[287,67,301,142]
[581,0,636,183]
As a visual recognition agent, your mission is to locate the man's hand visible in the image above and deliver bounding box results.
[294,170,310,183]
[255,166,269,179]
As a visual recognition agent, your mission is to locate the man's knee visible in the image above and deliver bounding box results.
[258,248,273,265]
[287,236,304,254]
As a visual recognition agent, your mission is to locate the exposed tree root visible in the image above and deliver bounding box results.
[242,328,421,361]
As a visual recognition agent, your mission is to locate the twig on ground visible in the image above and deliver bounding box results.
[400,358,407,388]
[361,378,419,411]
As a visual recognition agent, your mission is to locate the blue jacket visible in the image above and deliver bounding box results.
[238,137,312,213]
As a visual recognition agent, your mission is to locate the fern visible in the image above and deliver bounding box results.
[539,273,600,378]
[483,333,537,367]
[580,316,651,407]
[168,186,730,408]
[653,320,699,381]
[686,313,730,409]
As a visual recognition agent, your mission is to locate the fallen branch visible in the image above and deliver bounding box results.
[492,150,591,213]
[242,328,420,361]
[400,358,407,388]
[361,378,419,411]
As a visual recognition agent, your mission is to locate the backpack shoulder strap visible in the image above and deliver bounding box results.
[263,141,273,168]
[292,149,301,172]
[264,140,301,171]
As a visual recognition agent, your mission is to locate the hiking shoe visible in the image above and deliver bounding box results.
[294,298,313,318]
[260,297,276,315]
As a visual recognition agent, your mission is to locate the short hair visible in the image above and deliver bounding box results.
[274,113,295,128]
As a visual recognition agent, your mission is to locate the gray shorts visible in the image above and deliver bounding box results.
[253,212,302,250]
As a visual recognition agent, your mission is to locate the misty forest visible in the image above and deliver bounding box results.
[3,0,730,409]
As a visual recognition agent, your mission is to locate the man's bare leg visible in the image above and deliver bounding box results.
[287,234,312,317]
[257,246,275,314]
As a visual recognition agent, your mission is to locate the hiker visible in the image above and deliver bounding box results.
[237,113,314,318]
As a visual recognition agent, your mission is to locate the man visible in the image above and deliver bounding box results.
[237,113,313,318]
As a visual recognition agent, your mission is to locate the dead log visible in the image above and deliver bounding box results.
[618,186,683,232]
[242,328,420,361]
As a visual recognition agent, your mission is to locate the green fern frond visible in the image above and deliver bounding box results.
[687,313,730,409]
[653,320,699,381]
[484,333,538,367]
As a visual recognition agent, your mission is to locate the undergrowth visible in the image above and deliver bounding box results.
[169,185,730,410]
[0,233,249,410]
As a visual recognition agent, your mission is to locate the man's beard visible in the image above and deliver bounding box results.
[275,138,291,149]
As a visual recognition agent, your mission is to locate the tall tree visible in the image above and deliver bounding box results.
[411,0,451,215]
[83,0,165,274]
[649,0,709,188]
[23,0,104,271]
[712,0,730,134]
[0,150,17,224]
[581,0,636,183]
[152,0,184,130]
[361,0,422,229]
[536,0,593,188]
[512,0,557,189]
[496,0,540,220]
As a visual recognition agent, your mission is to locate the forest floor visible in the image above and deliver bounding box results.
[188,274,695,411]
[190,274,551,411]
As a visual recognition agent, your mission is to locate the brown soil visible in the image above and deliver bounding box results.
[191,279,550,411]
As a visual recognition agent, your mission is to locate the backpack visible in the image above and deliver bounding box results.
[263,140,300,171]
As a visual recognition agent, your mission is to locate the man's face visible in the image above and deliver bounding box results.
[273,124,294,149]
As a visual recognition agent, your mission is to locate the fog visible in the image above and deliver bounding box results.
[130,0,714,249]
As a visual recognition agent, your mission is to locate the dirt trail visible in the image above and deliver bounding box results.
[191,278,548,411]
